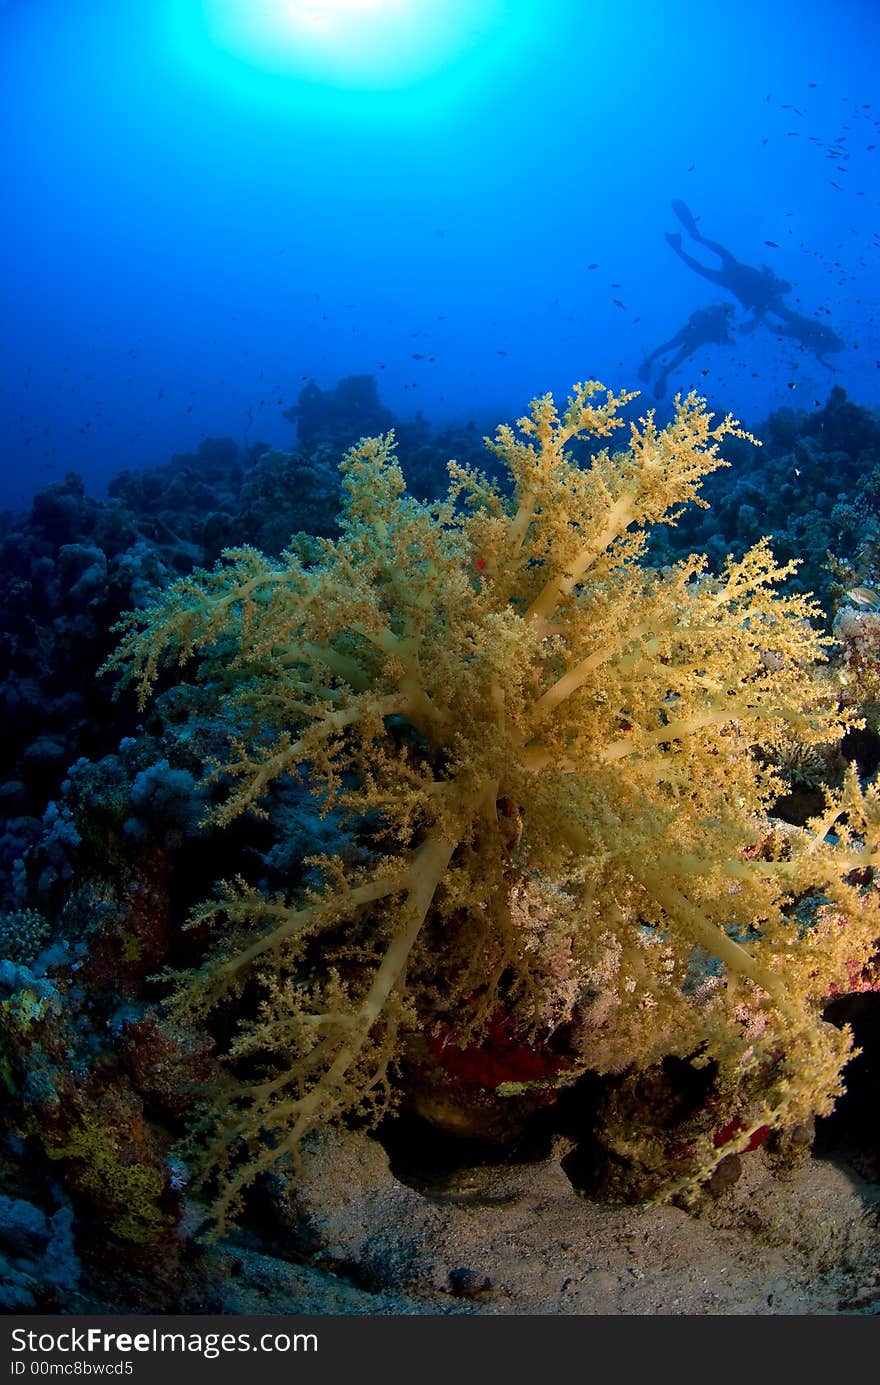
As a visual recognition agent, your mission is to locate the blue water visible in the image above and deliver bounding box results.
[2,0,878,512]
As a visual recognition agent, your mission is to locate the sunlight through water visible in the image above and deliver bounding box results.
[188,0,508,91]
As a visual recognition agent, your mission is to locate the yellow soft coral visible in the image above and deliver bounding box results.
[104,382,880,1230]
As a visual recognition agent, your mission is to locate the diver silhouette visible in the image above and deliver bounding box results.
[637,302,735,400]
[769,305,845,369]
[664,200,793,327]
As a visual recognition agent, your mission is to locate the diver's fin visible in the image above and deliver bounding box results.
[671,199,700,236]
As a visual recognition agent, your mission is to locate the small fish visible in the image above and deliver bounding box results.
[846,586,880,609]
[612,298,626,308]
[764,240,780,247]
[587,262,599,269]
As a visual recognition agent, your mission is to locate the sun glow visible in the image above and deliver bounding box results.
[189,0,505,91]
[287,0,404,34]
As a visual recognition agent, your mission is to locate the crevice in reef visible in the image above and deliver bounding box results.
[376,1107,558,1198]
[815,992,880,1186]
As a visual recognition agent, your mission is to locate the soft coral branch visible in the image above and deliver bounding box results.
[105,381,880,1227]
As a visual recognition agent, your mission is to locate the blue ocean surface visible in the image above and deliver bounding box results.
[1,0,877,511]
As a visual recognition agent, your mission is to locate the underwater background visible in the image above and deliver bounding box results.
[1,0,878,512]
[2,0,880,1317]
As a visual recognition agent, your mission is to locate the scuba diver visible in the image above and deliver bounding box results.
[663,200,847,368]
[637,301,735,399]
[664,199,793,328]
[769,305,845,369]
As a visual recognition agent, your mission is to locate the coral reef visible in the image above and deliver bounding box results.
[0,953,178,1248]
[0,374,487,866]
[1,372,879,1309]
[103,381,880,1232]
[655,385,880,609]
[0,1192,80,1312]
[835,605,880,713]
[284,374,394,454]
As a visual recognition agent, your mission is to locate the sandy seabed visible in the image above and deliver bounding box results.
[187,1128,879,1317]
